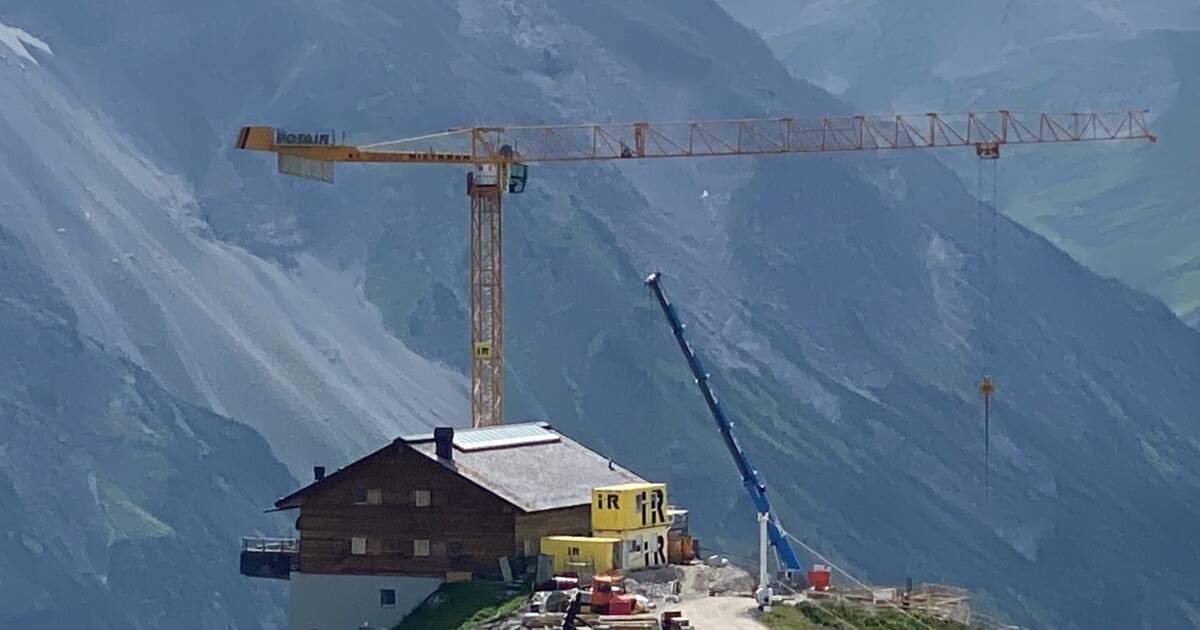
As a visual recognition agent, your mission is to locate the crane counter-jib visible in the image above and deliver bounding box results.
[235,125,475,164]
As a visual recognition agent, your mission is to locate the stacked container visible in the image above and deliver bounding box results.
[539,535,621,574]
[591,482,672,570]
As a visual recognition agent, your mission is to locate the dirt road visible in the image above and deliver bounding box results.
[674,596,767,629]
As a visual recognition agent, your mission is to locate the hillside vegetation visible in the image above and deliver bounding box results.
[764,603,974,630]
[393,582,527,630]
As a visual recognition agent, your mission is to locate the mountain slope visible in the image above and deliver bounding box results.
[0,225,294,629]
[1000,31,1200,328]
[0,2,1198,629]
[716,0,1200,328]
[0,9,468,629]
[0,20,469,477]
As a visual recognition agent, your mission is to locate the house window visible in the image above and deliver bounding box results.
[414,539,430,557]
[380,589,396,608]
[353,488,382,505]
[414,490,432,507]
[350,537,367,555]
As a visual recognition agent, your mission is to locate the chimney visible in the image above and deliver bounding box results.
[434,427,455,461]
[313,466,326,482]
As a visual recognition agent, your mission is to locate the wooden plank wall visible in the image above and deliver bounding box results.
[294,444,517,578]
[514,506,591,557]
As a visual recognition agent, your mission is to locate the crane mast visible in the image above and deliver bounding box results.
[234,109,1154,428]
[467,168,504,426]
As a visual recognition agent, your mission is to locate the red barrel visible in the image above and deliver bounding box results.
[807,564,831,591]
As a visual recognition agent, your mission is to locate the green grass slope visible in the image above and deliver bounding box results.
[764,603,975,630]
[393,582,527,630]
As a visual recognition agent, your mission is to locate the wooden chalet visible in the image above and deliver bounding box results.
[267,422,644,580]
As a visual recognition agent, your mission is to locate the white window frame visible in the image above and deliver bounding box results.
[350,536,367,555]
[414,489,432,507]
[414,539,431,557]
[366,488,383,506]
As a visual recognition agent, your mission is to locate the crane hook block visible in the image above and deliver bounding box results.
[975,143,1001,159]
[978,376,995,397]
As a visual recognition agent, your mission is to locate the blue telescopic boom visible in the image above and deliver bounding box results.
[643,272,802,573]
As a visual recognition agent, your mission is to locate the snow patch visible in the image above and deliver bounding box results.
[0,21,51,65]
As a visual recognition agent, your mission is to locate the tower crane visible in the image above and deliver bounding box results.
[235,109,1154,428]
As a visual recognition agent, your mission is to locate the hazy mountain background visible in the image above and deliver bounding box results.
[717,0,1200,328]
[0,1,1198,629]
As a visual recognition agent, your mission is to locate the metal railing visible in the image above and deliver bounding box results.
[241,537,298,553]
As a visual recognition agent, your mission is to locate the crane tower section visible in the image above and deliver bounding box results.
[468,166,504,427]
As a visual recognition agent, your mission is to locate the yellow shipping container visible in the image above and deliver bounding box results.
[539,536,620,574]
[593,525,671,570]
[591,482,669,532]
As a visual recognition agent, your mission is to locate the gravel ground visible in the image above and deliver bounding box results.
[623,562,757,600]
[674,596,767,629]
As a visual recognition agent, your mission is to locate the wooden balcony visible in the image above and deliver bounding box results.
[240,537,298,580]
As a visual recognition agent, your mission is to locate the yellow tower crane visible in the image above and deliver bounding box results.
[236,110,1154,428]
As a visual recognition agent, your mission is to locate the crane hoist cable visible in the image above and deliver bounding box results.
[976,154,999,501]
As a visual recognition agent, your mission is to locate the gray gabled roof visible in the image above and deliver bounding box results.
[406,422,645,513]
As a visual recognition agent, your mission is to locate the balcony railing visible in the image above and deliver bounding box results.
[241,537,299,553]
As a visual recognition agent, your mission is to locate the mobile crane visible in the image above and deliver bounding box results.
[644,271,798,602]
